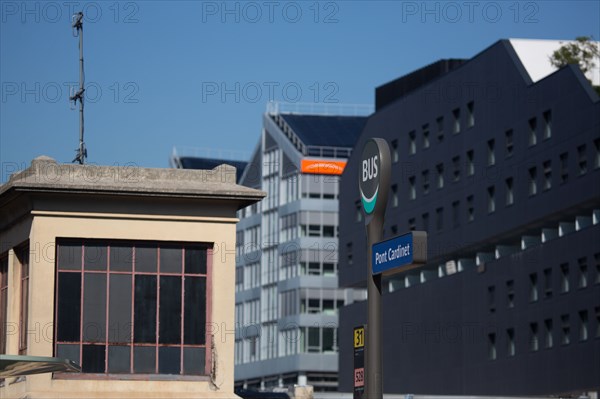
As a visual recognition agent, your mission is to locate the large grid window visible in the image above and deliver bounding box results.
[54,239,211,376]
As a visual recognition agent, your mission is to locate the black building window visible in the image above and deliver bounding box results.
[347,243,353,266]
[543,110,552,140]
[422,170,430,195]
[355,200,362,222]
[578,144,587,175]
[560,263,570,293]
[408,177,416,200]
[506,280,515,308]
[507,328,515,356]
[467,150,474,176]
[561,314,570,345]
[453,108,461,133]
[422,124,430,149]
[488,333,496,360]
[422,213,429,232]
[487,285,495,312]
[408,218,415,231]
[579,310,588,341]
[529,273,538,302]
[467,195,474,223]
[543,160,552,191]
[436,116,444,142]
[408,130,416,155]
[467,101,475,128]
[436,163,444,189]
[452,156,460,182]
[530,322,539,351]
[505,129,514,158]
[487,139,495,166]
[544,319,553,348]
[505,177,514,206]
[392,184,398,207]
[528,167,537,196]
[560,152,569,184]
[452,200,460,228]
[391,139,399,163]
[55,239,211,376]
[529,117,537,146]
[578,257,588,288]
[544,268,553,298]
[487,186,495,214]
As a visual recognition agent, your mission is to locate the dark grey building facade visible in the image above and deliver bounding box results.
[338,40,600,396]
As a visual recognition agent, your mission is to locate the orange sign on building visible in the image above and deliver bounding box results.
[301,159,347,175]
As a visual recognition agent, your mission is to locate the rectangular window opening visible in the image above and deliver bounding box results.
[487,139,495,166]
[543,110,552,140]
[529,273,538,302]
[505,129,514,158]
[530,322,539,352]
[436,116,444,142]
[453,108,461,133]
[544,319,553,348]
[422,124,430,149]
[408,131,416,155]
[578,145,587,175]
[55,240,210,376]
[467,101,474,128]
[529,117,537,146]
[505,177,514,206]
[506,280,515,308]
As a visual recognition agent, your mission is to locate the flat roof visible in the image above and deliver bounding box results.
[279,114,367,148]
[0,156,265,205]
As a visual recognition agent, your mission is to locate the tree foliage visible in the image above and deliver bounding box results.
[549,36,599,75]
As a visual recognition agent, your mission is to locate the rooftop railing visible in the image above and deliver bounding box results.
[266,101,373,117]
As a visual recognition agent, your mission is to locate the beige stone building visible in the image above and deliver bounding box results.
[0,156,264,398]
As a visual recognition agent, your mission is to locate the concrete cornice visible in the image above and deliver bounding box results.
[0,156,266,207]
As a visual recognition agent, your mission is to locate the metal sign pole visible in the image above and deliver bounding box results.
[358,138,390,399]
[366,217,383,399]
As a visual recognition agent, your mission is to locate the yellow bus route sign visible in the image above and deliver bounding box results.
[354,326,365,348]
[353,325,365,399]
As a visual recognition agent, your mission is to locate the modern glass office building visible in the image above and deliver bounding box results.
[233,103,370,391]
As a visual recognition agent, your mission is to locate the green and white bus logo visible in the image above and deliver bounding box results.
[359,139,381,215]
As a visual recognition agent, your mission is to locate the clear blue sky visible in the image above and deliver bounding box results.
[1,1,599,182]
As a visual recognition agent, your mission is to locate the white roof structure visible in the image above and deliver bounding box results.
[509,38,600,85]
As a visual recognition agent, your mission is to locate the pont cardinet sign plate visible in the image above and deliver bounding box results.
[372,231,427,276]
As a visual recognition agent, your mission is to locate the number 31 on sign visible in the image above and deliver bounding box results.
[354,326,365,348]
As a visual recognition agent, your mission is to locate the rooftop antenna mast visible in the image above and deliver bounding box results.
[70,11,86,164]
